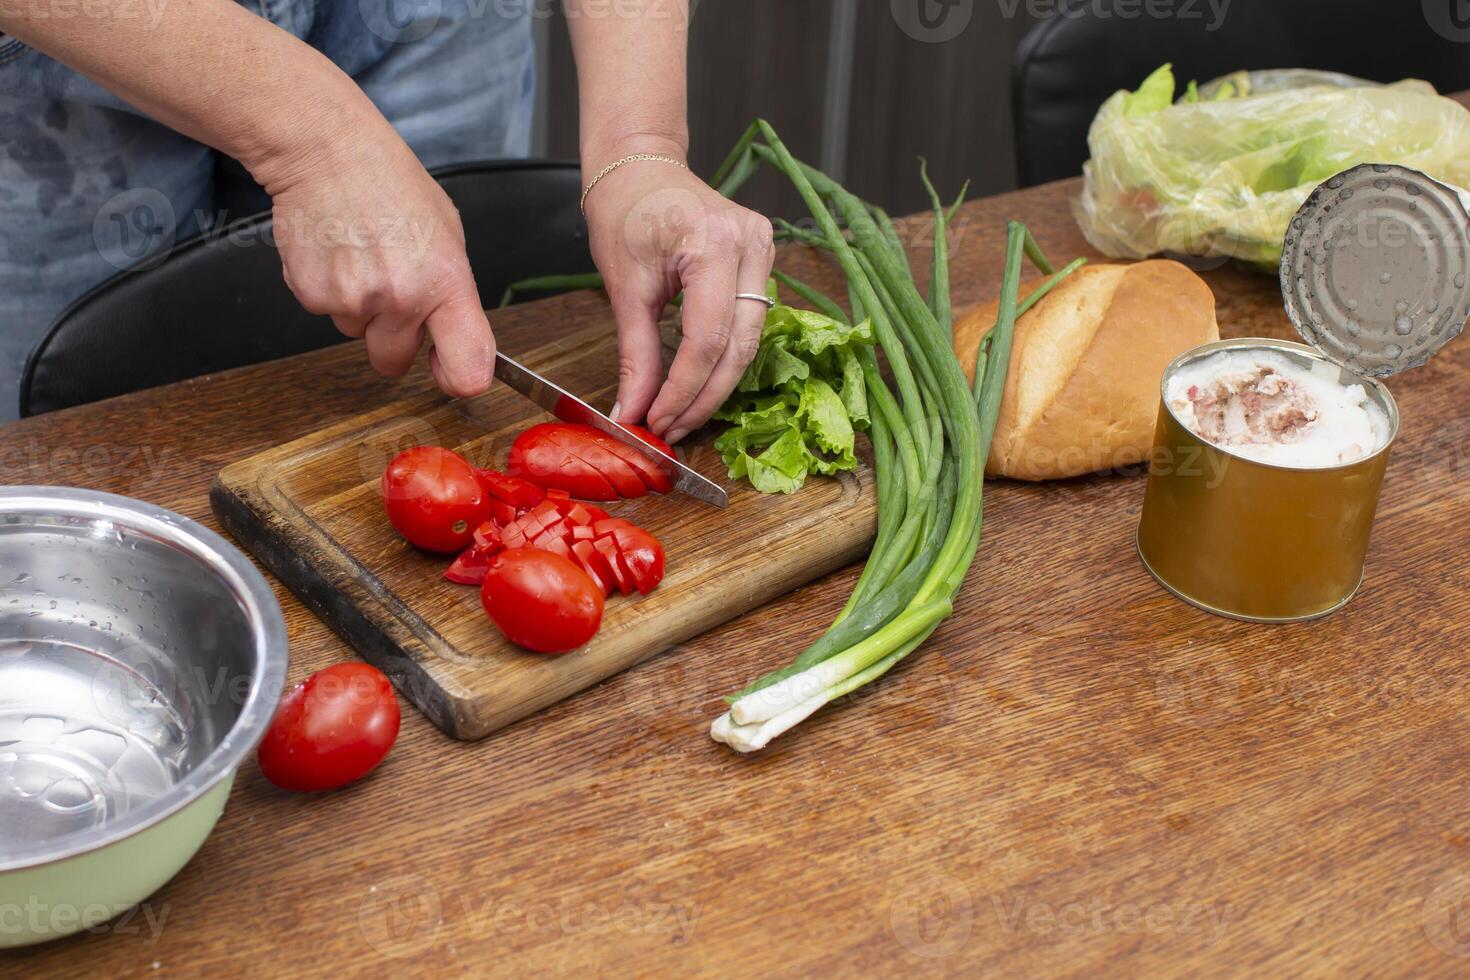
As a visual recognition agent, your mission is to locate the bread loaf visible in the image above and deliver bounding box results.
[953,259,1219,480]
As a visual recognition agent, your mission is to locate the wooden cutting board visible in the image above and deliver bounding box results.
[211,321,877,740]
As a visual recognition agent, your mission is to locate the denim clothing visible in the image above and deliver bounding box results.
[0,0,534,419]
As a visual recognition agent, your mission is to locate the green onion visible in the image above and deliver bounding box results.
[706,121,1084,751]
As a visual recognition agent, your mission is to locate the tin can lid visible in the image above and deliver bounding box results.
[1280,163,1470,377]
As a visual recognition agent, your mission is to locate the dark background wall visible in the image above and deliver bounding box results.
[530,1,1045,218]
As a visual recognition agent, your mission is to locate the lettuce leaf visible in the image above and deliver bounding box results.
[714,302,873,493]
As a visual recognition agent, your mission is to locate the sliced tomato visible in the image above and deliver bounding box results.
[562,503,594,526]
[545,427,647,499]
[540,536,574,561]
[488,499,518,526]
[592,518,633,538]
[476,469,544,509]
[501,523,529,550]
[524,499,562,531]
[472,521,501,551]
[531,524,568,550]
[611,525,665,594]
[570,540,613,596]
[545,488,570,501]
[622,423,674,457]
[570,524,595,542]
[445,546,492,585]
[508,424,619,500]
[594,536,634,595]
[591,427,675,494]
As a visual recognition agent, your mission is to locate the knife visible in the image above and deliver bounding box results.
[493,351,729,509]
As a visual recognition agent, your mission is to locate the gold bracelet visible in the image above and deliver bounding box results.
[579,153,687,215]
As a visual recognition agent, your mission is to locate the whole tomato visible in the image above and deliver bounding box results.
[381,446,489,552]
[481,548,604,653]
[258,662,401,792]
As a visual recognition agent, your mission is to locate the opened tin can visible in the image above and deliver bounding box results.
[1137,338,1399,622]
[1136,161,1467,622]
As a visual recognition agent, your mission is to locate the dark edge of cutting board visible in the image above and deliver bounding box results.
[210,474,469,736]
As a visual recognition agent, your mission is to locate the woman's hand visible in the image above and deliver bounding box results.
[583,158,774,444]
[263,111,495,398]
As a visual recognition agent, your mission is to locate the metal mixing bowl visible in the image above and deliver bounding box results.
[0,487,287,947]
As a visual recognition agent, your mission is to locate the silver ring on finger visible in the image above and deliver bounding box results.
[735,292,776,309]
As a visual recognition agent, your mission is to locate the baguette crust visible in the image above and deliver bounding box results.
[953,259,1220,480]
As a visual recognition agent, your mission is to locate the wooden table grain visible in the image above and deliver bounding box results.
[4,174,1470,978]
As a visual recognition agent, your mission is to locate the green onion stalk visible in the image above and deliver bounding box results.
[707,120,1082,751]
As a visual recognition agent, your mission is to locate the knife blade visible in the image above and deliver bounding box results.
[492,351,729,509]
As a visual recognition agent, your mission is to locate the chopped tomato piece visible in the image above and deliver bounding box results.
[570,524,595,542]
[611,525,665,594]
[472,521,501,551]
[570,540,612,596]
[531,524,568,550]
[501,523,529,550]
[445,543,493,585]
[476,469,544,509]
[564,503,594,526]
[545,488,570,501]
[594,536,634,595]
[488,499,518,526]
[540,537,573,561]
[592,518,633,538]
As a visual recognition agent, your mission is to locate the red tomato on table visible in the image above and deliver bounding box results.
[258,663,401,792]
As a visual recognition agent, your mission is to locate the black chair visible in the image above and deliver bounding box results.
[1012,0,1470,188]
[20,160,593,417]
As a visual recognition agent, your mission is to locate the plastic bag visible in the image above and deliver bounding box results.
[1074,65,1470,271]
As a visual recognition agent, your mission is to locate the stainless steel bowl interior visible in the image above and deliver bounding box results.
[0,488,287,872]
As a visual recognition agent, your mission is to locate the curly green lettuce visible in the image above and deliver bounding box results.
[713,304,873,493]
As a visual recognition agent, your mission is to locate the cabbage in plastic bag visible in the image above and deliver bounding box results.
[1074,64,1470,271]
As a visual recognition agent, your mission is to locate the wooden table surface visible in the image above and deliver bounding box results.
[5,173,1470,978]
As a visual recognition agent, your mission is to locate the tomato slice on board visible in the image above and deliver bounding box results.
[488,499,518,526]
[622,423,674,458]
[594,536,634,595]
[611,525,665,594]
[587,427,675,494]
[445,544,493,585]
[544,428,647,499]
[532,524,569,550]
[472,521,501,551]
[476,469,544,509]
[570,524,596,542]
[525,499,562,530]
[591,518,634,538]
[570,540,613,596]
[509,426,619,500]
[501,523,529,550]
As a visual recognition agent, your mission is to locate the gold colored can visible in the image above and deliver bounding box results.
[1136,338,1399,623]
